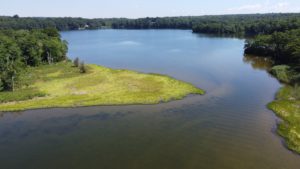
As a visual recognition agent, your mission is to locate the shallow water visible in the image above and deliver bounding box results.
[0,29,299,169]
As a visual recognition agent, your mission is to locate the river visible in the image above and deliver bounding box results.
[0,29,299,169]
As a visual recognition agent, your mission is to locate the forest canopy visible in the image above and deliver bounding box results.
[0,28,68,91]
[1,13,300,34]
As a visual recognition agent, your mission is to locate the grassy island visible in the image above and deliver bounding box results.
[0,62,204,112]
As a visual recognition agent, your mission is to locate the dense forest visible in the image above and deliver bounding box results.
[0,28,67,91]
[192,14,300,35]
[0,15,110,30]
[1,13,300,33]
[245,29,300,64]
[245,29,300,83]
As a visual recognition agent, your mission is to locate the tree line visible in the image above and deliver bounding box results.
[245,29,300,64]
[0,28,68,91]
[244,29,300,83]
[1,13,300,32]
[192,14,300,35]
[0,16,110,30]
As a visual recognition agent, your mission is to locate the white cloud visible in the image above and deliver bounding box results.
[227,1,300,14]
[117,41,141,46]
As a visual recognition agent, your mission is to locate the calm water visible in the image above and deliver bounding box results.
[1,30,299,169]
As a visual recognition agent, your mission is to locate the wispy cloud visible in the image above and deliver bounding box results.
[227,1,299,14]
[117,41,141,46]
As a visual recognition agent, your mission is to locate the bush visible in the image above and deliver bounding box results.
[271,65,293,83]
[0,80,3,91]
[79,61,86,73]
[290,85,300,100]
[73,57,79,67]
[271,65,300,83]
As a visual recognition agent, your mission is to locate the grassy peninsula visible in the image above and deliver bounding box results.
[268,86,300,153]
[0,28,203,112]
[0,61,204,112]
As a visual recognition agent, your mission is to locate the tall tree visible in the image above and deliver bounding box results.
[0,36,22,91]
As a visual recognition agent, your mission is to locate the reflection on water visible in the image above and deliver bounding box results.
[0,30,299,169]
[243,55,274,71]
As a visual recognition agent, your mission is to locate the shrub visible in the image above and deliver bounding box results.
[0,80,3,91]
[73,57,79,67]
[271,65,292,83]
[79,61,86,73]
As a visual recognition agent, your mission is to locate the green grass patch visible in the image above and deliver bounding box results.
[0,61,204,112]
[0,88,46,103]
[270,65,300,83]
[268,85,300,153]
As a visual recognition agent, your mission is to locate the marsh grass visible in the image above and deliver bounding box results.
[0,88,46,103]
[268,85,300,153]
[0,61,204,111]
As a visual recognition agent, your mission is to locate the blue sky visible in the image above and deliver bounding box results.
[1,0,300,18]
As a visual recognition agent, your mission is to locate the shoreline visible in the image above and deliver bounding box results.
[0,93,202,113]
[267,86,300,154]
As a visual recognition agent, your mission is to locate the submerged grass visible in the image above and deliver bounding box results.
[268,85,300,153]
[0,62,204,112]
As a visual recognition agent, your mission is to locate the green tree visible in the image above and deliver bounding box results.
[42,38,68,64]
[0,35,22,91]
[271,32,289,61]
[13,14,19,19]
[15,30,44,66]
[42,28,61,38]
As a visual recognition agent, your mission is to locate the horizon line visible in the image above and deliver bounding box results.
[1,12,300,20]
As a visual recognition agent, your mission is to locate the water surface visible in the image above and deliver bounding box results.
[0,30,299,169]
